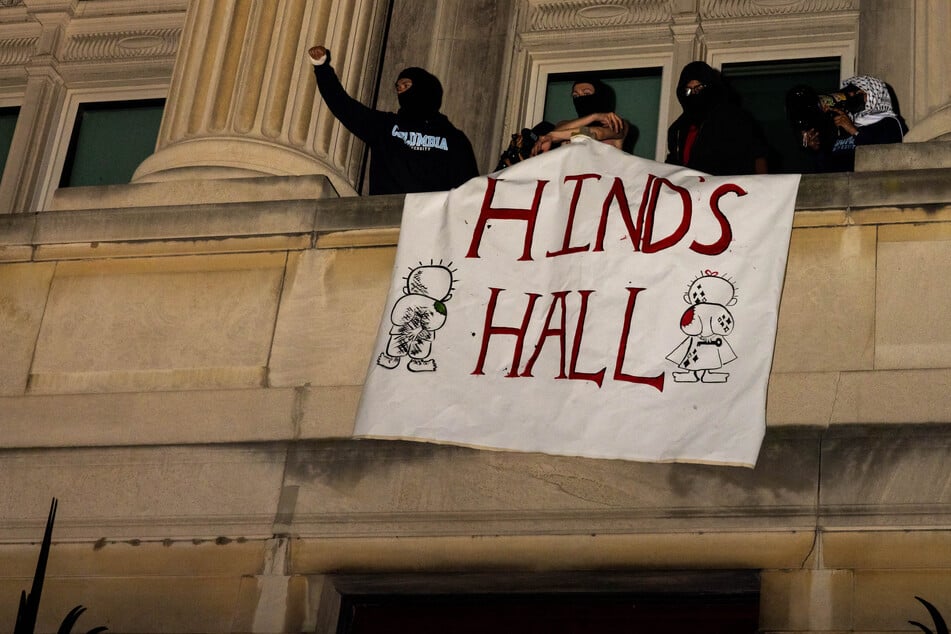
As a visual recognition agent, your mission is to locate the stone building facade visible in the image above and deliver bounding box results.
[0,0,950,632]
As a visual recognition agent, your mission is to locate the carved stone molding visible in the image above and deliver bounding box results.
[0,0,24,7]
[0,34,34,64]
[700,0,858,20]
[522,0,858,33]
[524,0,670,32]
[62,27,181,61]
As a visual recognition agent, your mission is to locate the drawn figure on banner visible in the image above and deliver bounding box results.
[377,262,456,372]
[666,271,738,383]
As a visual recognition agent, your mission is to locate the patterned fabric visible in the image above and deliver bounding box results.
[841,75,896,126]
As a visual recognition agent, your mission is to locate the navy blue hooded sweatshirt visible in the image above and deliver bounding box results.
[313,54,478,195]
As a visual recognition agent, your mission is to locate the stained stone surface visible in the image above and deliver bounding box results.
[0,262,55,395]
[268,247,395,388]
[773,225,876,373]
[876,227,951,369]
[29,253,286,394]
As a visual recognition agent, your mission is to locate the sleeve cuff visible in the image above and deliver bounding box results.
[309,53,327,66]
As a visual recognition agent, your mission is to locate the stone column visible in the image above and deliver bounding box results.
[908,0,951,140]
[132,0,390,197]
[668,1,701,129]
[859,0,951,141]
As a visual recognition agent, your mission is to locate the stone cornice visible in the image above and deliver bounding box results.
[700,0,859,19]
[520,0,859,33]
[0,32,34,64]
[60,8,184,62]
[524,0,671,32]
[0,2,184,68]
[62,26,179,61]
[72,0,188,18]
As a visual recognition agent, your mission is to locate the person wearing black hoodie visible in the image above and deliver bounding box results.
[666,61,768,175]
[308,45,478,195]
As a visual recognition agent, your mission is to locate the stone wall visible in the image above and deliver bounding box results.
[0,143,950,632]
[1,1,950,631]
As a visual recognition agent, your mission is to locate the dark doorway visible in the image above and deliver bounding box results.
[337,589,758,633]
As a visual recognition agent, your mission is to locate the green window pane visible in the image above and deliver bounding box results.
[0,106,20,178]
[60,99,165,187]
[722,58,841,173]
[544,68,663,160]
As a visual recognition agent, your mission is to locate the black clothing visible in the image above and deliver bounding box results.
[809,74,908,172]
[313,62,478,195]
[815,115,908,172]
[666,107,767,175]
[396,67,443,117]
[666,61,767,176]
[572,77,614,117]
[495,121,555,171]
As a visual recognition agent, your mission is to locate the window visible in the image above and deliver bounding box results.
[544,68,663,160]
[59,98,165,187]
[513,49,674,162]
[722,58,841,173]
[0,105,19,178]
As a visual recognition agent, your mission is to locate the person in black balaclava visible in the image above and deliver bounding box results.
[308,45,478,195]
[666,61,768,175]
[394,66,441,119]
[572,76,614,118]
[531,76,636,156]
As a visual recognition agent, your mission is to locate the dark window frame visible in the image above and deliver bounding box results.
[0,104,21,180]
[543,67,664,161]
[59,97,166,188]
[721,56,842,174]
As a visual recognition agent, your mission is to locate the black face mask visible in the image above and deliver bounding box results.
[840,92,866,114]
[397,90,431,116]
[676,62,722,121]
[396,67,443,118]
[682,91,713,121]
[573,93,611,118]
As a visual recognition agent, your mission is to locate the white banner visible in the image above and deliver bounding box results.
[354,138,799,466]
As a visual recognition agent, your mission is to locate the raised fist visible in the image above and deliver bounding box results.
[308,45,328,63]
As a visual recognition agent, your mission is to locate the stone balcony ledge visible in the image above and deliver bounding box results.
[0,141,948,262]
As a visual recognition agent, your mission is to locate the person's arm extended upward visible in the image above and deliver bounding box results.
[308,45,383,143]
